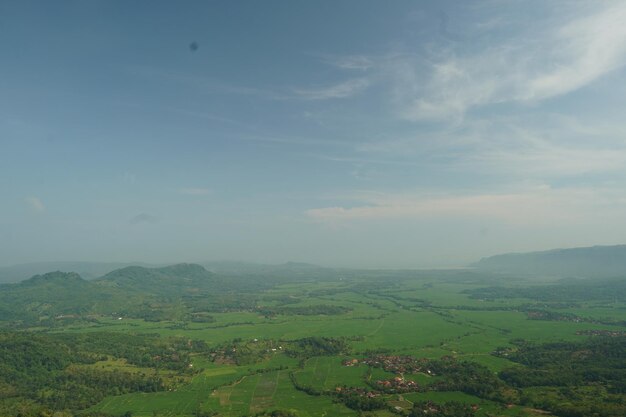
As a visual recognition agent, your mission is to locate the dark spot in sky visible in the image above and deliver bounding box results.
[189,41,199,52]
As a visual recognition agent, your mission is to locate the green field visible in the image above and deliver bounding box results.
[3,268,626,417]
[80,277,625,416]
[78,274,625,416]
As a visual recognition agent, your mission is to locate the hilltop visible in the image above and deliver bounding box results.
[0,263,219,324]
[95,263,216,296]
[0,271,114,321]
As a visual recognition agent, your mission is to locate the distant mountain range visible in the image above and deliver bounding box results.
[3,243,626,288]
[3,246,626,325]
[0,261,156,284]
[0,260,327,284]
[473,244,626,278]
[0,261,336,323]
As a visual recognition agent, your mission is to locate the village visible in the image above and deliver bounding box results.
[374,375,420,393]
[340,355,434,395]
[342,354,436,376]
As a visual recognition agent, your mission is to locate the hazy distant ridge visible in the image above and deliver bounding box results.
[474,244,626,277]
[0,261,156,284]
[0,260,326,284]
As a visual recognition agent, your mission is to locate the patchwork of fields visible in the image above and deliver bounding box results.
[63,274,626,417]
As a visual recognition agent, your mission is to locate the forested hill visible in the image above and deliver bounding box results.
[95,263,216,295]
[0,263,220,324]
[0,271,116,322]
[473,244,626,278]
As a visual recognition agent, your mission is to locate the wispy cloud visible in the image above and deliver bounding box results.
[470,140,626,178]
[356,114,626,179]
[127,64,372,102]
[24,196,45,213]
[327,55,374,70]
[527,3,626,100]
[390,2,626,121]
[293,78,370,100]
[179,187,211,196]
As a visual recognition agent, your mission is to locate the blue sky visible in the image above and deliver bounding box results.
[3,0,626,267]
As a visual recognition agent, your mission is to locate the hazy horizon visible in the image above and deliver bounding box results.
[3,242,626,271]
[4,1,626,268]
[0,258,477,271]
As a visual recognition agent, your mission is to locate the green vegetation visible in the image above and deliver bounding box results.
[498,338,626,416]
[0,331,191,414]
[408,401,476,417]
[464,276,626,303]
[256,305,352,317]
[1,263,625,416]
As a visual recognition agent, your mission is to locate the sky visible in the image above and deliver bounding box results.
[2,0,626,268]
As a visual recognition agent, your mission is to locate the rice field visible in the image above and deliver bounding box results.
[83,275,626,416]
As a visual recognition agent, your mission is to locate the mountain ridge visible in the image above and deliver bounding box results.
[94,263,216,295]
[0,261,157,284]
[473,244,626,278]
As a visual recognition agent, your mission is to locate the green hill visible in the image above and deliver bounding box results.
[95,263,216,297]
[0,264,219,324]
[0,271,117,321]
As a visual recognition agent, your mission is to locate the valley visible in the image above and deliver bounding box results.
[1,263,625,417]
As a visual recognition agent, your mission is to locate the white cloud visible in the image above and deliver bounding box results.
[25,197,45,213]
[179,188,211,196]
[392,2,626,121]
[527,3,626,100]
[293,78,370,100]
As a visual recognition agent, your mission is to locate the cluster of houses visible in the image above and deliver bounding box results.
[375,376,420,393]
[342,355,435,375]
[342,358,359,366]
[340,356,431,395]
